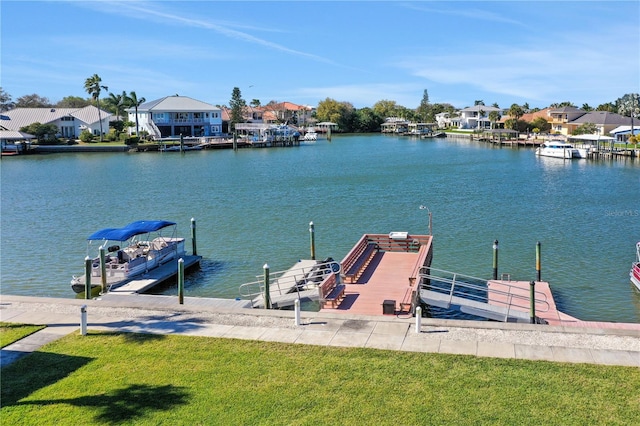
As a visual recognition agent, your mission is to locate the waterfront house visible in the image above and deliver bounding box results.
[610,125,640,142]
[127,95,222,139]
[0,105,111,139]
[547,106,586,135]
[568,111,634,136]
[453,105,502,130]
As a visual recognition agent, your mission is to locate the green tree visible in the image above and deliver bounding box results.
[56,96,90,108]
[530,117,551,133]
[20,122,59,143]
[354,107,383,132]
[372,99,399,119]
[572,122,597,135]
[250,99,261,107]
[416,89,431,122]
[84,74,108,141]
[229,87,246,131]
[0,88,15,111]
[596,102,616,112]
[581,103,594,111]
[105,91,127,121]
[124,91,146,136]
[488,110,501,129]
[615,93,639,118]
[508,104,524,130]
[15,93,52,108]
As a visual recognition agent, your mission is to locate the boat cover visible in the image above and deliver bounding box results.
[87,220,176,241]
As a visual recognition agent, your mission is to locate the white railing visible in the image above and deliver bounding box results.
[419,267,550,315]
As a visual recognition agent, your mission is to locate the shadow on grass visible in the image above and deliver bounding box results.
[16,383,190,424]
[1,352,93,407]
[2,350,189,423]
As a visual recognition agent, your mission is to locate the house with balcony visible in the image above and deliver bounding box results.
[127,95,222,139]
[547,106,586,135]
[452,105,502,129]
[0,105,111,139]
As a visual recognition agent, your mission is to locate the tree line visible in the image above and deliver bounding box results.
[2,82,638,138]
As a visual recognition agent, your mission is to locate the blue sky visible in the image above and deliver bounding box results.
[2,1,639,110]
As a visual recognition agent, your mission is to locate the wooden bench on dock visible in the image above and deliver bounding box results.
[408,244,430,286]
[341,235,378,284]
[318,274,345,308]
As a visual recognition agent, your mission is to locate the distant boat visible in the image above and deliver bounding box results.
[70,220,186,294]
[631,242,640,292]
[535,140,580,159]
[303,128,318,141]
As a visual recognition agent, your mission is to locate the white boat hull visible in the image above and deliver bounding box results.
[71,238,185,293]
[631,263,640,292]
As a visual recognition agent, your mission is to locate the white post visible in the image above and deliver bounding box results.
[415,306,422,333]
[80,305,87,336]
[294,299,301,326]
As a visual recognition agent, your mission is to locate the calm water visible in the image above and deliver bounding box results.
[2,135,639,323]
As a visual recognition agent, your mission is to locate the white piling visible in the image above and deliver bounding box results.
[294,299,301,326]
[80,305,87,336]
[415,306,422,333]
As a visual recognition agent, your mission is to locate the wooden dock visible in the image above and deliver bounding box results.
[320,233,433,316]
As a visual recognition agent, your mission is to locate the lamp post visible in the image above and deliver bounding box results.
[419,205,432,235]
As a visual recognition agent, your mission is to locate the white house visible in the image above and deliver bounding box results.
[452,105,502,129]
[0,105,111,139]
[127,95,222,139]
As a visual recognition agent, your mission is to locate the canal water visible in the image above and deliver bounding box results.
[1,135,639,323]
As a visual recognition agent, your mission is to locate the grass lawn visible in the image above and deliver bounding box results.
[1,332,639,425]
[0,322,46,348]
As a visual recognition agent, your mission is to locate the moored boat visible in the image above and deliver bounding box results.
[303,128,318,141]
[535,140,580,159]
[631,242,640,292]
[70,220,186,293]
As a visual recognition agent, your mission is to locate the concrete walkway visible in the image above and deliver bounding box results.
[1,295,638,368]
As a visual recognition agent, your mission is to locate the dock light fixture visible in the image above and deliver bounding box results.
[419,205,432,235]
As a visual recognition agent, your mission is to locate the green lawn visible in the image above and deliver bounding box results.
[0,322,45,348]
[1,332,639,425]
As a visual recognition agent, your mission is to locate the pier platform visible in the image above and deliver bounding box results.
[105,255,201,295]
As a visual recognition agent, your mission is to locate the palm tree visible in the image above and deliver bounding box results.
[106,91,126,121]
[125,91,146,136]
[84,74,108,141]
[508,104,524,130]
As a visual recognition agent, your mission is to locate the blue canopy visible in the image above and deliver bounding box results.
[87,220,176,241]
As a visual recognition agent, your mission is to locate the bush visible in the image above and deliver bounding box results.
[124,136,140,146]
[79,130,95,143]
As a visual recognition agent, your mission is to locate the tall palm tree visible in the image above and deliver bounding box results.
[125,91,146,136]
[106,91,126,121]
[84,74,108,141]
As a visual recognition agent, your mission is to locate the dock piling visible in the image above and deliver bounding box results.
[530,280,536,324]
[263,263,271,309]
[84,256,92,300]
[99,246,107,293]
[178,258,184,304]
[191,218,197,256]
[492,240,499,280]
[536,241,541,281]
[309,221,316,260]
[415,306,422,333]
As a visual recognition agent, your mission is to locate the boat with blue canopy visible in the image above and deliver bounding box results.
[71,220,186,293]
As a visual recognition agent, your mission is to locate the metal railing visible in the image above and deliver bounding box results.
[238,260,341,307]
[418,267,549,319]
